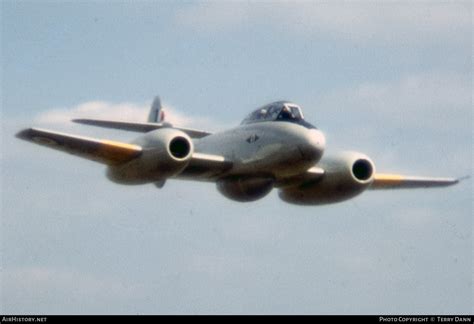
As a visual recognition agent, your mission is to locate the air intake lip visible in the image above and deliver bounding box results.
[169,136,191,159]
[352,159,373,182]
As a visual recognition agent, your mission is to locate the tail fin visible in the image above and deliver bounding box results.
[147,96,165,123]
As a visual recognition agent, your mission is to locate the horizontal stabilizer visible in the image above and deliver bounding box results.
[16,128,142,165]
[371,173,460,189]
[73,118,163,132]
[73,118,211,138]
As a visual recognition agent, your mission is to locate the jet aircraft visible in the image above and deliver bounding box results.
[16,97,460,205]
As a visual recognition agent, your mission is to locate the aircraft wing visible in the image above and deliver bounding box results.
[16,128,142,165]
[277,167,459,190]
[72,118,211,138]
[16,128,232,176]
[370,173,460,189]
[181,152,233,179]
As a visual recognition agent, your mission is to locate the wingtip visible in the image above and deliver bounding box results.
[456,175,470,183]
[15,128,33,140]
[445,175,469,186]
[441,177,461,186]
[71,118,87,124]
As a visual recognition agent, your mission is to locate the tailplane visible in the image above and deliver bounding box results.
[73,95,212,138]
[147,96,165,122]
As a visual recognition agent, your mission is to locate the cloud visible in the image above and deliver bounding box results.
[314,71,471,132]
[34,100,223,132]
[352,72,470,113]
[36,101,149,124]
[175,2,471,44]
[307,71,471,174]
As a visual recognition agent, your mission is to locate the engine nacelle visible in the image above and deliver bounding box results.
[279,151,375,205]
[107,128,193,184]
[217,176,274,202]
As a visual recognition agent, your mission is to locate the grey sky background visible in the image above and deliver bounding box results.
[1,1,472,314]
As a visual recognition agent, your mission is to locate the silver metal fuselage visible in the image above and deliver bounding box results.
[178,121,326,181]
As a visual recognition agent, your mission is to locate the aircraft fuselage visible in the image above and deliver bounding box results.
[186,122,325,180]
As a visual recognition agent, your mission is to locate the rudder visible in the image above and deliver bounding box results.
[147,96,165,122]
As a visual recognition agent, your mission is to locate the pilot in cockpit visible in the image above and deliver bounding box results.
[278,106,295,121]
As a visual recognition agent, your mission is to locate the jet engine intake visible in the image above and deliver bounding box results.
[279,151,375,205]
[169,136,192,159]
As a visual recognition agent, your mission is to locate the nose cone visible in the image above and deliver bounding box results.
[298,129,326,162]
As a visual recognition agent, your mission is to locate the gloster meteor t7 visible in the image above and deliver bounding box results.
[17,97,460,205]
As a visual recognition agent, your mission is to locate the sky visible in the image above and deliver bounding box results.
[1,1,472,315]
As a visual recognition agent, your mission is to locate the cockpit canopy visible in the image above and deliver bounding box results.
[241,101,315,128]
